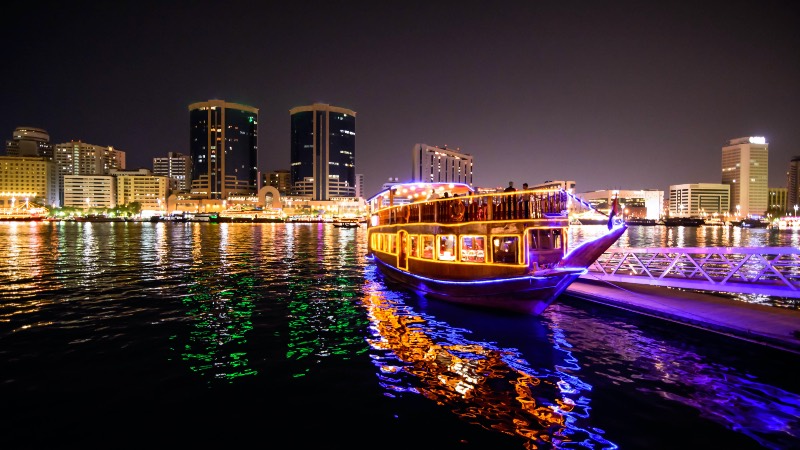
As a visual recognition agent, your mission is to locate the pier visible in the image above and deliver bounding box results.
[584,246,800,298]
[568,246,800,354]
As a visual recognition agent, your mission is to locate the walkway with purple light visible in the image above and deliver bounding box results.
[566,278,800,355]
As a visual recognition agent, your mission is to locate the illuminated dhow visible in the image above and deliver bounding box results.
[366,182,627,315]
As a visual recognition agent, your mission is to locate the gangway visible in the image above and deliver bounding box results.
[583,247,800,298]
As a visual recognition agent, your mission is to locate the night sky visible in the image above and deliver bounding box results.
[4,1,798,196]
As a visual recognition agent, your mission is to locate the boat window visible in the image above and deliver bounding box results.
[541,229,563,250]
[492,235,519,264]
[410,235,419,258]
[421,235,434,259]
[438,234,456,261]
[460,235,486,262]
[389,234,397,254]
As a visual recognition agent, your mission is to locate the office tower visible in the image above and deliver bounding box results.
[289,103,356,200]
[5,126,54,159]
[0,156,60,208]
[668,183,730,218]
[111,168,169,212]
[355,173,365,199]
[189,100,258,199]
[721,137,768,218]
[63,175,116,209]
[267,169,291,195]
[769,187,788,217]
[788,156,800,213]
[53,140,126,205]
[411,143,473,186]
[153,152,192,192]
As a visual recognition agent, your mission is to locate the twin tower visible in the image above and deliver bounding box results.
[189,100,356,201]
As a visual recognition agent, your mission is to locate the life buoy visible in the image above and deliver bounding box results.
[450,201,465,221]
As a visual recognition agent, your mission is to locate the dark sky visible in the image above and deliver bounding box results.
[4,1,798,196]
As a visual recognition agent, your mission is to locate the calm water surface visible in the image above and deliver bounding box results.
[1,222,798,449]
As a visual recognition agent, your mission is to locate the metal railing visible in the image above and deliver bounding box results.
[584,247,800,298]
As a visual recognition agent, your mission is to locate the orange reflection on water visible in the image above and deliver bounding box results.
[363,289,572,448]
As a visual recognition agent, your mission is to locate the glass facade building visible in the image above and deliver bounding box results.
[289,103,356,200]
[188,100,258,199]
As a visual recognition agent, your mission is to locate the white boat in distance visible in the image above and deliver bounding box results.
[366,182,627,315]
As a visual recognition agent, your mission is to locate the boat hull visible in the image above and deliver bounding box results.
[373,256,585,315]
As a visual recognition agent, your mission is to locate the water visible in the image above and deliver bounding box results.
[1,221,799,449]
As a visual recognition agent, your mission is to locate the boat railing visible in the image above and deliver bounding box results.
[584,246,800,298]
[373,190,569,226]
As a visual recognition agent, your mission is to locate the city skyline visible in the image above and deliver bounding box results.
[3,1,798,196]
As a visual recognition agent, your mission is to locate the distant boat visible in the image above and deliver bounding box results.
[625,218,658,226]
[704,217,726,226]
[732,218,770,228]
[366,182,627,315]
[662,217,705,227]
[333,217,361,228]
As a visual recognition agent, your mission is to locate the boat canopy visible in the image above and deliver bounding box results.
[368,182,475,211]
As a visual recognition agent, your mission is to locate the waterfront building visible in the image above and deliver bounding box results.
[267,169,292,196]
[788,155,800,213]
[110,168,169,214]
[668,183,730,219]
[575,189,664,220]
[53,140,126,206]
[768,187,788,218]
[153,152,192,192]
[289,103,356,201]
[63,175,115,209]
[0,156,59,209]
[5,126,53,159]
[721,137,768,217]
[529,180,576,194]
[355,173,365,199]
[411,143,473,186]
[189,100,258,200]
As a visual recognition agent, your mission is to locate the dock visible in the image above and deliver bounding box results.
[566,278,800,355]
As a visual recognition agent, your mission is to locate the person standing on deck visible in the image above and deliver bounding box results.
[520,183,530,218]
[504,181,516,219]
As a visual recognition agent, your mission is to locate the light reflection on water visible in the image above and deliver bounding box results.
[366,263,800,449]
[0,221,798,449]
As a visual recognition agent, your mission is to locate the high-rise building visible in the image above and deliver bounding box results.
[411,143,473,186]
[63,175,115,209]
[768,187,788,217]
[267,169,291,195]
[788,155,800,213]
[111,168,170,212]
[53,140,126,205]
[355,173,365,199]
[289,103,356,200]
[188,100,258,199]
[0,156,60,208]
[153,152,192,192]
[5,126,53,159]
[721,137,768,218]
[668,183,730,218]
